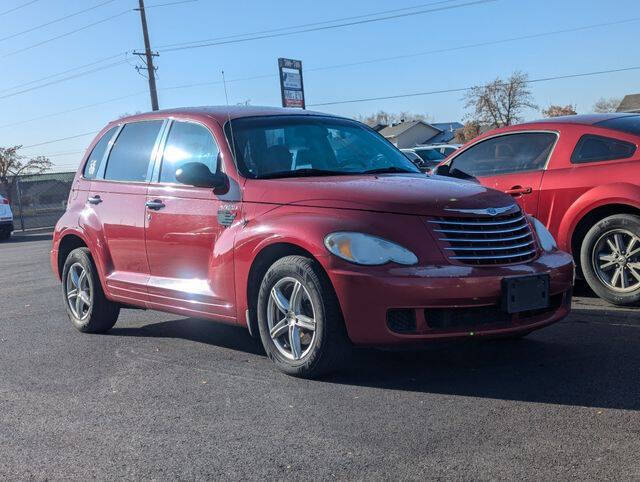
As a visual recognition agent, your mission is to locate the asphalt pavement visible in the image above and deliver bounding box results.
[1,232,639,480]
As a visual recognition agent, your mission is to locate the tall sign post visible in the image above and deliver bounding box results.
[278,58,305,109]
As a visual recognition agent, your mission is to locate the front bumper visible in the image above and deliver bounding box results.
[326,250,574,345]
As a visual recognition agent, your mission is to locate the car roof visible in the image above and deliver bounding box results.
[521,112,639,127]
[115,105,340,124]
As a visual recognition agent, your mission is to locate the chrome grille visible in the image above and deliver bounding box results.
[429,210,537,265]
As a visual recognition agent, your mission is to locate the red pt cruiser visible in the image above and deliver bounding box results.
[51,107,574,377]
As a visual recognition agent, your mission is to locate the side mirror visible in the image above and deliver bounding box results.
[175,162,227,190]
[434,163,450,176]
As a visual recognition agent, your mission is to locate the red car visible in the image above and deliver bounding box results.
[438,114,640,305]
[51,107,573,377]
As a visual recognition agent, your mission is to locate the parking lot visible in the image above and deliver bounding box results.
[1,232,639,480]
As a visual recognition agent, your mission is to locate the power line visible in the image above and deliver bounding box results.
[307,65,640,106]
[1,0,199,56]
[159,0,499,53]
[2,15,637,127]
[0,0,39,17]
[0,60,129,100]
[0,91,147,129]
[0,0,117,43]
[21,131,101,149]
[17,64,640,151]
[145,0,199,8]
[157,0,460,49]
[304,17,640,75]
[38,151,84,158]
[0,52,127,94]
[1,9,131,58]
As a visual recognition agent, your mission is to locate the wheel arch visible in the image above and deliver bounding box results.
[556,182,640,255]
[245,242,322,338]
[569,202,640,273]
[57,232,88,279]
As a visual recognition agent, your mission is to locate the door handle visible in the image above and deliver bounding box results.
[145,200,165,210]
[505,186,532,196]
[87,195,102,205]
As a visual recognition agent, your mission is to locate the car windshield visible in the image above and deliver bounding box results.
[225,115,420,179]
[415,148,446,162]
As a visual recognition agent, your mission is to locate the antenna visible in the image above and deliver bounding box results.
[222,70,239,167]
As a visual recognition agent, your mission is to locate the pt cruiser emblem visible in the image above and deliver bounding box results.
[444,206,516,216]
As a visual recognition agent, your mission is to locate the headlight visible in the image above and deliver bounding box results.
[531,217,557,252]
[324,232,418,266]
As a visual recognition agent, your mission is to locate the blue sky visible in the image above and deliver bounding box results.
[1,0,638,171]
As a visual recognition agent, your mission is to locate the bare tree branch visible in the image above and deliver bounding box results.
[0,146,52,203]
[465,72,537,128]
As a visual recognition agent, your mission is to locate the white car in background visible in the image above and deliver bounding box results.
[0,194,14,240]
[430,143,462,156]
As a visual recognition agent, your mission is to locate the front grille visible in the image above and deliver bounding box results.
[428,210,537,266]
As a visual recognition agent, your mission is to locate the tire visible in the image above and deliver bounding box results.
[580,214,640,306]
[256,255,350,378]
[62,247,120,333]
[0,231,9,240]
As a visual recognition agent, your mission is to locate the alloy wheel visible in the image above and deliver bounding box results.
[66,262,92,319]
[592,229,640,293]
[267,277,317,360]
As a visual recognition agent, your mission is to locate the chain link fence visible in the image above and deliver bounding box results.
[1,171,75,231]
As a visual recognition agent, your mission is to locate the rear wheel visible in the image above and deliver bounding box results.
[62,247,120,333]
[580,214,640,306]
[256,255,350,378]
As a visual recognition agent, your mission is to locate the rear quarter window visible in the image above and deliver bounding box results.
[83,127,117,179]
[104,121,163,182]
[570,134,636,164]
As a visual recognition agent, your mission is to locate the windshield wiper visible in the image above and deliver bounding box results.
[362,166,417,175]
[258,168,354,179]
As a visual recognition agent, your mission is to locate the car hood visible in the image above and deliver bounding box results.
[243,173,516,216]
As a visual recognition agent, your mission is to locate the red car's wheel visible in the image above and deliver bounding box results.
[581,214,640,306]
[256,255,350,378]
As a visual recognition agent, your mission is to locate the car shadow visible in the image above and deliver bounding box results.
[3,232,53,243]
[328,330,640,411]
[109,315,640,411]
[108,317,265,356]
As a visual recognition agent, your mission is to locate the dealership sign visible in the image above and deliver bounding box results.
[278,58,305,109]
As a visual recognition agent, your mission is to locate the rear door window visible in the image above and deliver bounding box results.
[450,132,556,177]
[570,134,636,164]
[104,120,163,182]
[159,121,219,183]
[83,127,117,179]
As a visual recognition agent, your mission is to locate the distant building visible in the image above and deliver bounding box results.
[378,120,463,148]
[616,94,640,113]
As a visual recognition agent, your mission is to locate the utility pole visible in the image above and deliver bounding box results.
[134,0,159,111]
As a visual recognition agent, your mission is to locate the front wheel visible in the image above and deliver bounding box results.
[580,214,640,306]
[62,247,120,333]
[256,255,350,378]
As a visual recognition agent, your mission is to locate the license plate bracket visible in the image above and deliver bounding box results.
[501,274,550,314]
